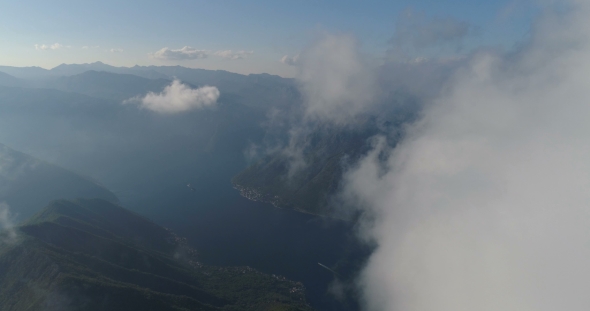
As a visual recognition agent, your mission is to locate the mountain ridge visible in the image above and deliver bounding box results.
[0,143,119,222]
[0,198,312,311]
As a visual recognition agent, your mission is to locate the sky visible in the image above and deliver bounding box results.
[1,0,535,77]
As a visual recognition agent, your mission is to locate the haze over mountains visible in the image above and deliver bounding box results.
[0,61,411,218]
[0,61,391,310]
[0,64,279,209]
[0,62,299,110]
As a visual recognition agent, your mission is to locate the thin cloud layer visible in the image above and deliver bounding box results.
[390,9,473,53]
[295,33,376,124]
[0,203,17,245]
[344,3,590,311]
[150,47,253,61]
[280,54,299,66]
[214,50,253,60]
[34,43,63,50]
[124,80,219,114]
[151,46,209,60]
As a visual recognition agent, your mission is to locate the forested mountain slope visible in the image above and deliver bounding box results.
[0,198,311,311]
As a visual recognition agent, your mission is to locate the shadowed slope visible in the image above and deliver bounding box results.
[0,198,312,311]
[0,144,118,222]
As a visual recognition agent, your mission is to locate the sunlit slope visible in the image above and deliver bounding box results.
[0,198,312,311]
[0,144,118,222]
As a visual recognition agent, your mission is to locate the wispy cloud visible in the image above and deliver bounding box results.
[214,50,253,60]
[296,33,376,124]
[82,45,100,49]
[150,47,253,61]
[150,46,208,60]
[123,79,219,114]
[280,54,299,66]
[261,32,462,183]
[110,48,123,53]
[0,203,17,244]
[34,43,64,50]
[261,34,378,177]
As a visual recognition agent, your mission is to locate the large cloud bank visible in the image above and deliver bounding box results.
[125,80,219,114]
[344,3,590,311]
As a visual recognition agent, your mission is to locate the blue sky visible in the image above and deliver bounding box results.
[0,0,536,77]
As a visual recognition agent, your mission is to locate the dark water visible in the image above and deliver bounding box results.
[179,196,364,310]
[125,154,369,311]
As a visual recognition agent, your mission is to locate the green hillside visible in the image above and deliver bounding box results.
[0,199,312,311]
[0,144,119,222]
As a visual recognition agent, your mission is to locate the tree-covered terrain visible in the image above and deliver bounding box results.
[232,110,417,216]
[0,198,312,311]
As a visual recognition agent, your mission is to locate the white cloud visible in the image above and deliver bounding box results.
[124,79,219,114]
[0,203,17,244]
[110,48,123,53]
[345,3,590,311]
[296,33,376,124]
[150,46,209,60]
[34,43,63,50]
[280,54,299,66]
[213,50,253,60]
[264,35,378,178]
[82,45,100,49]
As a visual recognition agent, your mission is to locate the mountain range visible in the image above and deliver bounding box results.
[0,62,414,217]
